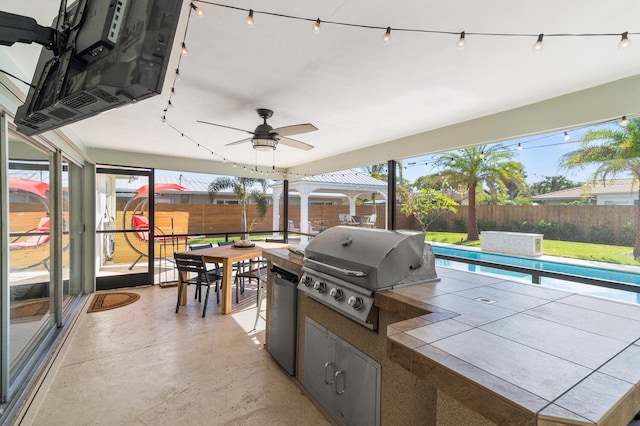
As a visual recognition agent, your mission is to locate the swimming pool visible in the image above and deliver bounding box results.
[431,245,640,305]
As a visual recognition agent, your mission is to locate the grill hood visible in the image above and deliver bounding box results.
[304,226,436,290]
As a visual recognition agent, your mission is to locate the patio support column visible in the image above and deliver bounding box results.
[298,185,311,243]
[271,187,282,238]
[349,196,356,216]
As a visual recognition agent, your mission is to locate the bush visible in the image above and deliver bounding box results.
[586,223,615,245]
[618,222,636,246]
[477,220,496,232]
[452,218,466,232]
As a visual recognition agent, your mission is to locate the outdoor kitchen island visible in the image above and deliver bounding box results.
[263,246,640,426]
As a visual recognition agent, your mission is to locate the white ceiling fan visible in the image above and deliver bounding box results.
[197,108,317,151]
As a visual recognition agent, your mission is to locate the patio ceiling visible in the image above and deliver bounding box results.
[3,1,640,177]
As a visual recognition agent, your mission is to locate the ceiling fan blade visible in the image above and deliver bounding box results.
[278,136,315,151]
[273,123,318,137]
[197,120,254,135]
[225,138,251,146]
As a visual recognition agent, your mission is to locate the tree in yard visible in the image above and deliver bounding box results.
[559,118,640,258]
[434,144,526,241]
[208,177,268,239]
[399,187,457,232]
[530,175,580,195]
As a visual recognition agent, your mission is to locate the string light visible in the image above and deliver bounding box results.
[160,3,640,178]
[621,116,629,127]
[618,32,632,49]
[450,158,456,165]
[563,131,570,141]
[532,34,544,51]
[479,151,485,160]
[190,2,204,17]
[457,31,466,48]
[247,9,254,27]
[383,27,391,44]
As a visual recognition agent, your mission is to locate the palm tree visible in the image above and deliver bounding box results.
[560,118,640,258]
[208,177,268,239]
[434,144,526,240]
[364,163,387,213]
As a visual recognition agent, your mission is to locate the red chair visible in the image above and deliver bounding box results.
[9,216,51,249]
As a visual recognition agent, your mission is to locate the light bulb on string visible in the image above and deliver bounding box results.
[532,34,544,51]
[479,151,485,160]
[167,100,173,109]
[313,18,321,33]
[170,87,176,98]
[190,2,204,17]
[564,132,570,141]
[383,27,391,44]
[175,68,180,80]
[450,158,456,165]
[247,9,254,27]
[618,32,632,49]
[181,42,188,55]
[621,116,629,127]
[517,143,523,151]
[161,115,167,123]
[457,31,466,48]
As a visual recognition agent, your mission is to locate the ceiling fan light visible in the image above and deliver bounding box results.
[252,137,278,151]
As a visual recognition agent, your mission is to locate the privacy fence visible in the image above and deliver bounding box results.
[149,203,636,245]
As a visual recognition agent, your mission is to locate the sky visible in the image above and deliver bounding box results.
[400,121,628,185]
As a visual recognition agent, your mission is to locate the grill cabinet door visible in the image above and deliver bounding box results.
[304,318,336,414]
[334,340,381,426]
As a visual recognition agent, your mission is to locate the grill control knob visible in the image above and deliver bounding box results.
[301,275,313,287]
[313,281,326,293]
[329,288,344,301]
[348,296,364,310]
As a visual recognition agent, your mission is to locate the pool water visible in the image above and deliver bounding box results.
[432,245,640,305]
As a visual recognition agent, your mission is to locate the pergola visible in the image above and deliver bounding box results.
[271,171,387,240]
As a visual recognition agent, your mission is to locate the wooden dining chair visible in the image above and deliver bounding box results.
[174,252,220,317]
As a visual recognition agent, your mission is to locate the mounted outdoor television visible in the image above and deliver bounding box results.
[12,0,183,136]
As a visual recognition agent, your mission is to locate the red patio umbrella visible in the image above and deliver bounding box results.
[132,183,187,200]
[8,177,50,200]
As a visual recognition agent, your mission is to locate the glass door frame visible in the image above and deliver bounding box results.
[95,167,155,290]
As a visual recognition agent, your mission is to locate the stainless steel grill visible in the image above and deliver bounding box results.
[299,226,439,329]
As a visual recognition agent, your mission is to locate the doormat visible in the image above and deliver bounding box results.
[11,299,50,322]
[87,292,140,313]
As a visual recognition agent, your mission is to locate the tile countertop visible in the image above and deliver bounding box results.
[378,266,640,426]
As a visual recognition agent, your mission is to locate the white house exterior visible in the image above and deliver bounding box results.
[532,178,639,205]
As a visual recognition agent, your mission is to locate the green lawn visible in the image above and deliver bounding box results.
[424,231,640,267]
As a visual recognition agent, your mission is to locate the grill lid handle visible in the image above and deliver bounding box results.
[305,258,367,277]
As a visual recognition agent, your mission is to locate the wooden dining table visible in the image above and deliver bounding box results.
[177,241,289,314]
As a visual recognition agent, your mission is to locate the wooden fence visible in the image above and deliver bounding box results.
[436,205,637,235]
[129,204,638,236]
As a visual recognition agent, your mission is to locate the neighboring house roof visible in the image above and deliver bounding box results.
[293,170,387,187]
[531,178,638,201]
